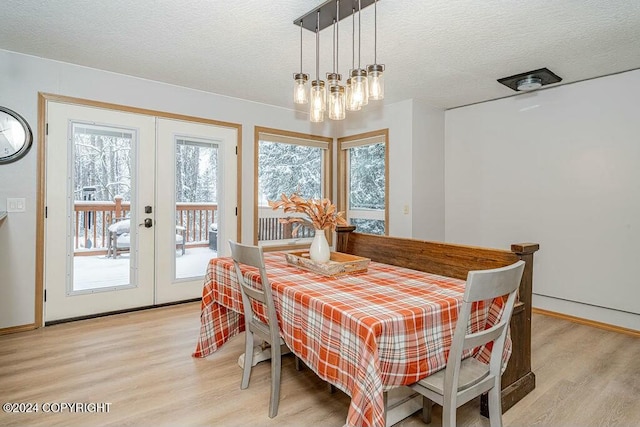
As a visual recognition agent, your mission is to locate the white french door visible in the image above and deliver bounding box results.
[44,102,237,322]
[155,118,237,303]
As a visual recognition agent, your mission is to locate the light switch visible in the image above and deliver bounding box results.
[403,205,409,215]
[7,198,26,213]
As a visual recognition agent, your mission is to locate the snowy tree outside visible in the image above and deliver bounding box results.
[349,143,385,210]
[175,139,218,204]
[73,125,133,203]
[257,140,322,204]
[347,142,386,235]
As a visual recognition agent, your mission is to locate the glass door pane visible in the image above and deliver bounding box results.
[72,124,134,292]
[175,138,219,280]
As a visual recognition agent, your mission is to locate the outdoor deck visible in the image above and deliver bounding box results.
[73,246,216,291]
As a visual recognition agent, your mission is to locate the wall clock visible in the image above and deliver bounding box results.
[0,106,33,164]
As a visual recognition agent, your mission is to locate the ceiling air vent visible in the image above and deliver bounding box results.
[497,68,562,91]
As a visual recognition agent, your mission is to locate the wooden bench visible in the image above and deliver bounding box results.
[335,226,539,416]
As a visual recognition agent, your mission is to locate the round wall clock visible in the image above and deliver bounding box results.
[0,106,33,164]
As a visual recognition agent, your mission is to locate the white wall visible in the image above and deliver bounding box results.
[412,101,445,241]
[444,69,640,330]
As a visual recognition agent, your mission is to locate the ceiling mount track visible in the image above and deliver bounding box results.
[294,0,377,32]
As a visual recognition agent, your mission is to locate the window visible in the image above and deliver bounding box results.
[338,130,388,235]
[254,127,332,247]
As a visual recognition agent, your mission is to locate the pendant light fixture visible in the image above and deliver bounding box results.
[293,0,385,122]
[309,10,325,123]
[293,21,309,104]
[366,0,384,100]
[350,0,369,107]
[328,1,346,120]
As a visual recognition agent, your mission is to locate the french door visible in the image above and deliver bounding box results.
[44,102,237,321]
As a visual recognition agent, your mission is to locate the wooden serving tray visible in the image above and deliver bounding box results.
[284,251,370,277]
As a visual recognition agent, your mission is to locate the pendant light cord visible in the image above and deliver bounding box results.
[374,0,377,64]
[358,0,362,69]
[336,0,340,74]
[299,21,303,74]
[316,10,320,81]
[332,19,336,74]
[352,8,355,71]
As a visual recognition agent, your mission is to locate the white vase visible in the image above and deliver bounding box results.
[309,228,331,263]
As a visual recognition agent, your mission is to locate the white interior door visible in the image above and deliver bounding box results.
[45,102,156,321]
[155,118,237,303]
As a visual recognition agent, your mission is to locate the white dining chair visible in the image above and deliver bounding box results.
[409,260,525,427]
[229,240,284,418]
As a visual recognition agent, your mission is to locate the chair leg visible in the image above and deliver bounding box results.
[241,331,254,390]
[442,403,456,427]
[488,384,503,427]
[422,396,433,424]
[269,340,282,418]
[383,392,388,427]
[107,232,116,258]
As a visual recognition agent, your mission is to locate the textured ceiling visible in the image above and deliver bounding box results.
[2,0,639,110]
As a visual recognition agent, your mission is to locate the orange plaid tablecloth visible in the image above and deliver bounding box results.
[193,252,509,427]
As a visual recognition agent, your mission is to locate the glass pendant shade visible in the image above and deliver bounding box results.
[367,64,384,100]
[346,77,361,111]
[310,106,324,123]
[328,85,346,120]
[310,80,326,122]
[326,72,341,113]
[293,73,309,104]
[350,68,369,107]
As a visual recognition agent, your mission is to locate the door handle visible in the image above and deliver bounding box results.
[139,218,153,228]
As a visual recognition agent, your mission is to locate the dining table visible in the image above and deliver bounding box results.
[193,252,510,427]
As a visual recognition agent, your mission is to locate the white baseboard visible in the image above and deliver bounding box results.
[532,293,639,332]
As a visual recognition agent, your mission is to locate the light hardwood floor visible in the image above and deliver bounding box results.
[0,302,638,427]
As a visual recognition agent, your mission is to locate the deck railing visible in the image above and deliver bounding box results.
[73,201,314,255]
[73,197,218,255]
[257,206,314,241]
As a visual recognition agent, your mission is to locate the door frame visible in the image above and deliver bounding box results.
[35,92,242,327]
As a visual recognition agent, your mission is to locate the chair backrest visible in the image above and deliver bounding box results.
[228,241,280,346]
[444,260,526,395]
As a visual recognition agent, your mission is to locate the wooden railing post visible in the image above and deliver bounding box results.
[114,195,123,220]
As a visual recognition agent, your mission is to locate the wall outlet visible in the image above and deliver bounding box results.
[7,198,26,213]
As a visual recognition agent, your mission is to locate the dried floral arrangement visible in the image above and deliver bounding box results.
[268,193,348,235]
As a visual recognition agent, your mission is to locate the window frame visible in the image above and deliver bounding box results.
[337,129,389,236]
[254,126,333,249]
